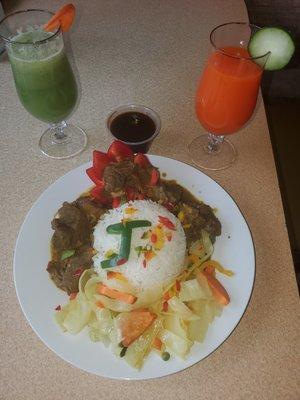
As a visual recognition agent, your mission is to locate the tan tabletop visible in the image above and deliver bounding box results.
[1,0,299,399]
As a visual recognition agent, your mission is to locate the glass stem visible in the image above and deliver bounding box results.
[206,133,224,154]
[52,121,68,141]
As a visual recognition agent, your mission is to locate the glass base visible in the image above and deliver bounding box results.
[188,134,237,171]
[39,122,87,159]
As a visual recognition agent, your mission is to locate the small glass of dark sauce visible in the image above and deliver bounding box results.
[106,104,161,153]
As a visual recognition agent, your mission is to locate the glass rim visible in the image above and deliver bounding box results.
[0,9,61,44]
[106,104,161,146]
[209,22,270,60]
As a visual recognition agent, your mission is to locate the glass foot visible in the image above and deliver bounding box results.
[39,122,87,159]
[188,134,237,171]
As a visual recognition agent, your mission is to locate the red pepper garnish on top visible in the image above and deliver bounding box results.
[164,201,175,212]
[175,280,181,292]
[73,267,83,277]
[158,215,176,230]
[150,233,157,243]
[162,301,168,312]
[117,258,127,266]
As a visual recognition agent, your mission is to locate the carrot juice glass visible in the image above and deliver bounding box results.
[189,23,270,170]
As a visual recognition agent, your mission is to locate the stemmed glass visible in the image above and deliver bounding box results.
[0,9,87,159]
[189,22,270,170]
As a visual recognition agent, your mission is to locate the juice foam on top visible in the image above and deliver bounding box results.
[9,26,63,61]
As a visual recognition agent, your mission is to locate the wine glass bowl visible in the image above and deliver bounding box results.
[189,22,270,170]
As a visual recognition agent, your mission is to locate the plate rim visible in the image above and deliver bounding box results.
[13,155,256,380]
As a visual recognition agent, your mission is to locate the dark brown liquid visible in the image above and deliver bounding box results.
[110,111,157,153]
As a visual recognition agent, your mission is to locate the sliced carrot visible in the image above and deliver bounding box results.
[44,3,75,33]
[96,283,137,304]
[163,291,171,301]
[153,336,163,351]
[119,310,156,347]
[106,271,127,282]
[204,265,216,277]
[200,271,230,305]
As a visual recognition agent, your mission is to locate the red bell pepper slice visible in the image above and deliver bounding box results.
[93,150,111,178]
[86,167,105,187]
[107,140,133,162]
[150,169,159,186]
[158,215,176,230]
[134,153,150,168]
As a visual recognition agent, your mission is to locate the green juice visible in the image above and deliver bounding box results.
[8,29,77,123]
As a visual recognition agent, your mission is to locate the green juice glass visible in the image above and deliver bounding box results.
[0,9,87,159]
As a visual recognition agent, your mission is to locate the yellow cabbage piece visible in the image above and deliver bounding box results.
[55,292,92,334]
[88,308,113,344]
[163,314,188,340]
[159,329,192,358]
[167,297,199,321]
[124,318,163,369]
[179,279,209,302]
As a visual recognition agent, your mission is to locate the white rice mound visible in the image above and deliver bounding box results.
[93,200,186,290]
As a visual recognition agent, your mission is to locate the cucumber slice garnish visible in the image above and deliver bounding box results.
[248,27,295,71]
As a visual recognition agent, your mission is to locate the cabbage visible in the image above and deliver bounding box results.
[101,275,137,295]
[159,329,192,358]
[132,284,163,310]
[189,229,213,263]
[55,292,92,334]
[163,314,188,340]
[196,272,213,299]
[88,308,113,344]
[167,297,199,321]
[187,318,210,343]
[187,298,222,342]
[94,294,134,312]
[179,279,209,302]
[78,268,96,294]
[125,318,163,369]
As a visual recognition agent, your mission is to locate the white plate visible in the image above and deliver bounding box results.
[14,156,255,380]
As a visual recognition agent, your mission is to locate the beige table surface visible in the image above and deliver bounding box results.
[0,1,299,399]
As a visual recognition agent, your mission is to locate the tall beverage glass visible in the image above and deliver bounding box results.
[189,23,269,170]
[0,9,87,159]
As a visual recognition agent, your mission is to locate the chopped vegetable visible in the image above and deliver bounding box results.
[44,3,75,33]
[97,283,137,304]
[153,336,163,351]
[202,260,234,277]
[107,140,133,162]
[107,271,127,282]
[168,297,199,321]
[199,271,230,305]
[93,150,111,177]
[117,310,157,347]
[134,153,150,168]
[86,167,105,187]
[159,329,192,358]
[61,249,75,261]
[158,215,175,230]
[124,318,163,369]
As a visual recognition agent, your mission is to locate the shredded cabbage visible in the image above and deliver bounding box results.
[168,297,199,321]
[179,279,208,302]
[124,318,163,369]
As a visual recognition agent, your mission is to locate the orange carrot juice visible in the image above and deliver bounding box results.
[195,47,263,135]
